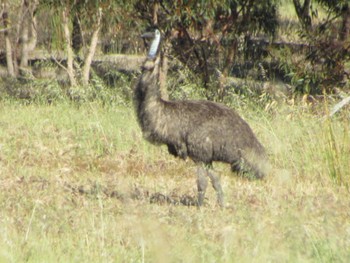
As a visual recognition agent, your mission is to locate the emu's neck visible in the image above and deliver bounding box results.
[134,30,170,140]
[134,58,165,121]
[141,59,162,101]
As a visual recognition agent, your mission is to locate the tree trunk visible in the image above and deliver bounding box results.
[82,8,102,86]
[20,0,37,68]
[20,24,29,68]
[159,52,169,100]
[28,14,37,51]
[153,1,159,26]
[2,7,15,77]
[219,40,237,101]
[72,14,83,54]
[20,0,29,68]
[293,0,312,32]
[62,7,77,87]
[340,3,350,41]
[152,1,169,98]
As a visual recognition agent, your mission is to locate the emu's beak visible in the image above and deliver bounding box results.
[141,32,155,39]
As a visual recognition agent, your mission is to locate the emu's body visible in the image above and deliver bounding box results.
[135,30,269,206]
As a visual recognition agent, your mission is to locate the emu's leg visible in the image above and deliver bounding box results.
[207,170,224,207]
[196,167,208,206]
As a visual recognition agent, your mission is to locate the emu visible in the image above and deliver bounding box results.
[134,29,269,207]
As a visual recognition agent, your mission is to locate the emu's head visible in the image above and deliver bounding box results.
[141,29,161,59]
[136,29,162,98]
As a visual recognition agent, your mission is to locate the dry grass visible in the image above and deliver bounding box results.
[0,100,349,262]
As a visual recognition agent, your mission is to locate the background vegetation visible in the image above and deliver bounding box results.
[0,0,349,262]
[1,0,349,98]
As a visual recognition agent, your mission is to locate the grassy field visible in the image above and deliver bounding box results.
[0,99,349,262]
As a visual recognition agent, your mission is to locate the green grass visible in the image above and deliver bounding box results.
[0,100,349,262]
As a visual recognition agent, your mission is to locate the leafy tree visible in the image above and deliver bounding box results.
[1,0,38,77]
[37,0,134,86]
[293,0,312,31]
[135,0,278,97]
[292,0,349,93]
[38,0,101,86]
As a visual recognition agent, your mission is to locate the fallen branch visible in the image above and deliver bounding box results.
[0,27,13,33]
[329,95,350,117]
